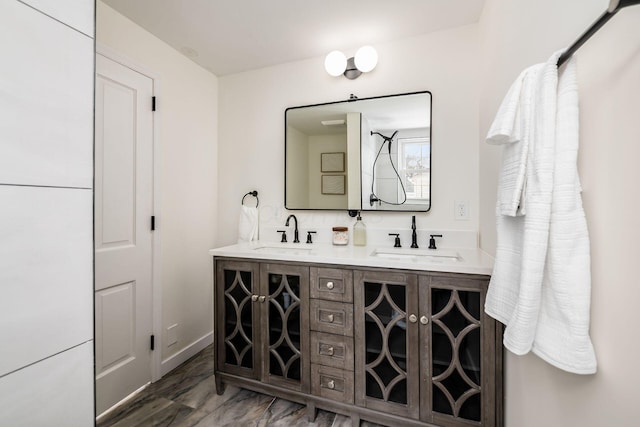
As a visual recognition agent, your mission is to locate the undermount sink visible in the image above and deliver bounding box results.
[370,248,461,262]
[252,244,314,255]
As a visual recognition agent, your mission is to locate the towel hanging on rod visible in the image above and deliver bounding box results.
[239,191,259,243]
[241,190,259,207]
[557,0,640,67]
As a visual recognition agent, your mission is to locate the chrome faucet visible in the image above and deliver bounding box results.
[411,215,419,248]
[285,214,299,243]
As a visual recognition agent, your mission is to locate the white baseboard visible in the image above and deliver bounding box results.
[159,331,213,377]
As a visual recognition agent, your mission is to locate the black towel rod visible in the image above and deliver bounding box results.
[557,0,640,67]
[242,190,259,207]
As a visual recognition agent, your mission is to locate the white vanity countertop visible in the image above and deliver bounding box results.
[209,241,495,276]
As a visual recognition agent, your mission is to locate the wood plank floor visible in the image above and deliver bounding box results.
[97,345,385,426]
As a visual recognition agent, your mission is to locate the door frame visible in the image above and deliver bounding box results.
[96,43,162,383]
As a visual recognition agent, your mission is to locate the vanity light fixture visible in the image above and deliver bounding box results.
[324,45,378,79]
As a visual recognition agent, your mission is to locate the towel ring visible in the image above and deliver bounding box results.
[241,190,259,207]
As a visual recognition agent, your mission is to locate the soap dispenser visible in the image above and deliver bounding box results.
[353,215,367,246]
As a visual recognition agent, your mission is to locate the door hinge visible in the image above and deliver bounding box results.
[150,335,155,351]
[151,215,156,231]
[152,96,157,111]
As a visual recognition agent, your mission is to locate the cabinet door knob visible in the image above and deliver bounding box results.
[259,295,266,303]
[408,314,418,323]
[327,314,335,323]
[420,316,429,325]
[327,380,335,390]
[327,346,334,356]
[251,295,258,302]
[326,281,334,290]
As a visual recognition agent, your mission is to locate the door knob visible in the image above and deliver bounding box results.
[420,316,429,325]
[259,295,266,303]
[251,295,258,302]
[408,314,417,323]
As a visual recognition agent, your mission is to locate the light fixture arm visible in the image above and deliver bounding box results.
[343,57,362,80]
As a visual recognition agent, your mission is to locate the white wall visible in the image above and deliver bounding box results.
[97,2,219,367]
[218,24,480,247]
[479,0,640,425]
[0,0,94,424]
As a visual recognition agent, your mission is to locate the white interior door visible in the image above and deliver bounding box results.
[94,53,154,416]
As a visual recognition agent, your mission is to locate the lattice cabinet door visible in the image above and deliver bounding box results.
[215,260,260,379]
[354,270,420,420]
[260,263,310,393]
[419,274,498,427]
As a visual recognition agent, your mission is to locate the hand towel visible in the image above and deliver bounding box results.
[485,51,597,374]
[237,205,259,243]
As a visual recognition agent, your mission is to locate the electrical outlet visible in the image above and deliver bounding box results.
[167,324,178,347]
[455,200,469,220]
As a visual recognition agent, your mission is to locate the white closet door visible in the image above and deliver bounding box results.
[95,53,155,415]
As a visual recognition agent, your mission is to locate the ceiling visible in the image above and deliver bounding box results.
[101,0,485,76]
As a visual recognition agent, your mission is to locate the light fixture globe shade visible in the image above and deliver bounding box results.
[325,50,347,77]
[354,45,378,73]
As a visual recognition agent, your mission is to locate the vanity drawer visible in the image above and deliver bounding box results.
[311,364,354,404]
[310,267,353,303]
[310,299,353,336]
[310,331,354,371]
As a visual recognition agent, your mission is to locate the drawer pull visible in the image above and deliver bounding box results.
[251,295,258,302]
[259,295,266,303]
[420,316,429,325]
[408,314,417,323]
[327,380,335,390]
[326,281,335,290]
[327,314,335,323]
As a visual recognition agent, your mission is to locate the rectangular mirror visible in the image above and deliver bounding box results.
[285,91,431,211]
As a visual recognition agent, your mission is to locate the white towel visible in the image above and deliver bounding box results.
[485,52,558,355]
[532,58,596,374]
[237,206,259,243]
[485,51,596,374]
[487,64,542,217]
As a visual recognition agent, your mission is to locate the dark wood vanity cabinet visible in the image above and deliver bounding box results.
[309,267,356,405]
[354,270,421,420]
[215,260,310,393]
[214,257,502,427]
[424,275,499,427]
[354,270,500,426]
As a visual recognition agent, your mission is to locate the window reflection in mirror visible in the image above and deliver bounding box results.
[285,92,431,212]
